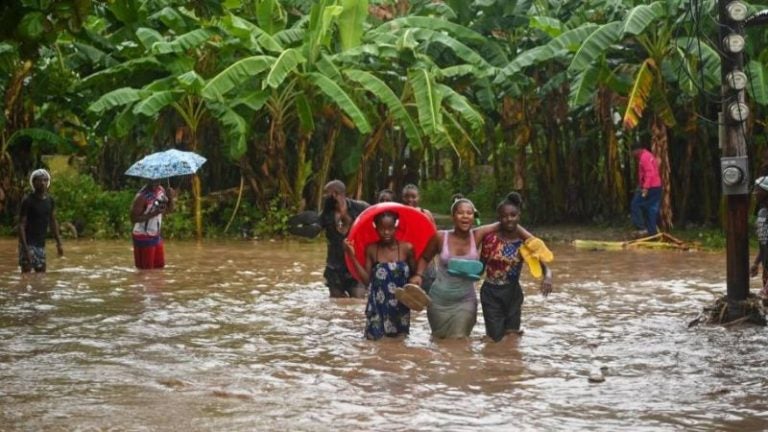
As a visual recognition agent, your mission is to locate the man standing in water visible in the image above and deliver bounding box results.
[130,179,175,269]
[320,180,369,298]
[18,169,63,273]
[630,142,662,237]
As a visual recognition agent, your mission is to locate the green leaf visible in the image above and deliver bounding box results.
[151,29,213,55]
[372,16,485,44]
[498,24,599,80]
[315,54,342,81]
[344,69,422,149]
[747,60,768,106]
[306,3,343,63]
[8,128,67,150]
[529,16,564,37]
[89,88,146,113]
[568,22,621,75]
[113,105,137,137]
[307,72,371,134]
[257,0,287,34]
[295,93,315,133]
[202,56,275,100]
[136,27,164,50]
[409,69,442,135]
[436,84,484,131]
[215,106,248,159]
[221,14,284,53]
[177,70,205,93]
[338,0,368,52]
[410,28,490,68]
[621,2,665,36]
[264,48,306,89]
[149,7,187,33]
[133,91,181,116]
[569,63,604,107]
[231,91,270,111]
[18,12,46,40]
[79,57,163,89]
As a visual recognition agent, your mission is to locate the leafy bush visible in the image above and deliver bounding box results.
[51,173,134,238]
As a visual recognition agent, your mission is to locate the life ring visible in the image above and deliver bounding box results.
[345,202,437,282]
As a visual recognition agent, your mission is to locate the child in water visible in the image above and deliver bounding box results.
[344,211,416,340]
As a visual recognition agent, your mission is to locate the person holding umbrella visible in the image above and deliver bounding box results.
[126,149,206,269]
[130,179,175,269]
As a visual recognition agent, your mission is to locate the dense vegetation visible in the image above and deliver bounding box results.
[2,0,768,239]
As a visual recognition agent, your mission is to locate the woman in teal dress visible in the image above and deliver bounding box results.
[344,211,416,340]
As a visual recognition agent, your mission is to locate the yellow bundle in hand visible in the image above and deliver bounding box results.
[519,237,554,279]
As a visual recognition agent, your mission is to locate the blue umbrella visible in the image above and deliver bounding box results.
[125,149,207,179]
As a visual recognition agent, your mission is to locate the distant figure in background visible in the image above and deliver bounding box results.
[18,169,63,273]
[377,188,395,203]
[402,183,436,290]
[320,180,369,298]
[630,142,662,237]
[401,184,435,225]
[130,179,175,269]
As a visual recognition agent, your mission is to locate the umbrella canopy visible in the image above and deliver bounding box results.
[125,149,207,179]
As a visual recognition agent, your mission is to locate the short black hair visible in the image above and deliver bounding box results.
[373,211,398,226]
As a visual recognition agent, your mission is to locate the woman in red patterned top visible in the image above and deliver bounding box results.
[480,192,552,342]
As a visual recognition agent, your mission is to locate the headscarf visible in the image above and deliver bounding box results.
[29,169,51,190]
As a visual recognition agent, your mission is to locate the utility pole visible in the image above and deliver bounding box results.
[718,0,750,315]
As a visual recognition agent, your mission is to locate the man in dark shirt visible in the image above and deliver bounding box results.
[320,180,369,298]
[18,169,63,273]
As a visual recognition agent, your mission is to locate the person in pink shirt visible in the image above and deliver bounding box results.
[630,142,662,236]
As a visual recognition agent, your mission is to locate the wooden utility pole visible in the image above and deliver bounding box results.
[719,0,751,311]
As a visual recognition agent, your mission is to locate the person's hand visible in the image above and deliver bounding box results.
[26,249,34,265]
[336,193,348,215]
[56,243,64,257]
[540,277,552,297]
[641,188,648,198]
[343,239,355,256]
[751,263,759,277]
[408,274,423,286]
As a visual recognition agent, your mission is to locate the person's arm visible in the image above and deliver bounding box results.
[405,243,416,279]
[343,240,371,285]
[18,199,33,263]
[472,221,500,244]
[540,263,553,297]
[639,153,653,196]
[130,193,161,224]
[50,202,63,257]
[409,232,441,285]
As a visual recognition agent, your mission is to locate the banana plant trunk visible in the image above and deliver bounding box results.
[650,115,673,231]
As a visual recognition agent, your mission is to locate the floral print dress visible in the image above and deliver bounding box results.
[366,259,411,340]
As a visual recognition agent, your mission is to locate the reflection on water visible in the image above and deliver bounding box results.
[1,239,768,431]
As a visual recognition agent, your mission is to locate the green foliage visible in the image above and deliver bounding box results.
[51,173,134,238]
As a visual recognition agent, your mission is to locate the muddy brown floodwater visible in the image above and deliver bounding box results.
[1,238,768,431]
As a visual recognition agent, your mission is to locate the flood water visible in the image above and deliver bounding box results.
[1,238,768,431]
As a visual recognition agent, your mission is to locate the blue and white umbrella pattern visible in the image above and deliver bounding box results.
[125,149,207,179]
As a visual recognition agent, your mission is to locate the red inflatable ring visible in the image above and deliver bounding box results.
[345,202,437,282]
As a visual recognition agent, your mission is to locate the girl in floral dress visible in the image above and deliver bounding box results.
[344,211,416,340]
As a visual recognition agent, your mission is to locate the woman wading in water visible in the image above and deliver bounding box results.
[410,196,532,339]
[344,211,416,340]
